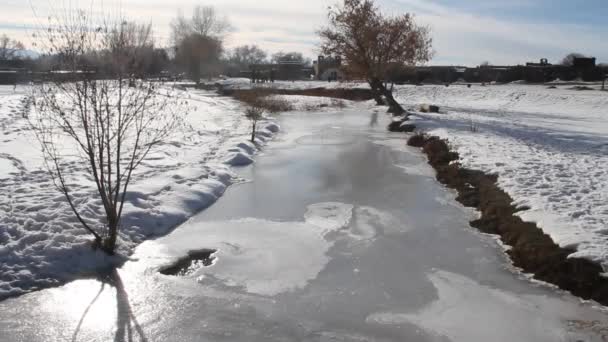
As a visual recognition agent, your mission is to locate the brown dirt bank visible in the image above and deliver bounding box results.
[407,133,608,306]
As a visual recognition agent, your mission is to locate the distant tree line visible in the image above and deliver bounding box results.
[1,5,317,84]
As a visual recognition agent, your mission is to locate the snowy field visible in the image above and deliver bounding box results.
[399,84,608,269]
[0,85,279,299]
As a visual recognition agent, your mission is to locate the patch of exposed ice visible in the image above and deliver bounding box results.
[304,202,354,232]
[351,206,403,239]
[366,270,606,342]
[140,202,356,296]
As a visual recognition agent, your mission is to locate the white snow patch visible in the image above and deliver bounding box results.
[138,202,355,296]
[0,85,280,298]
[224,152,254,166]
[304,202,354,232]
[398,84,608,269]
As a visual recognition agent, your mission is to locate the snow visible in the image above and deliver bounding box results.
[224,151,254,166]
[0,85,280,299]
[398,84,608,269]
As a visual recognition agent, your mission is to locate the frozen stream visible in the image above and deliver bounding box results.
[1,107,607,342]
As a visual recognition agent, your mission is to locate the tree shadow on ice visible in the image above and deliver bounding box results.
[71,269,148,342]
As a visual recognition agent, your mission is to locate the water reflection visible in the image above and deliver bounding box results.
[71,269,148,342]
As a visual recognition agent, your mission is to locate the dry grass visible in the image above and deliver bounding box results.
[233,89,294,113]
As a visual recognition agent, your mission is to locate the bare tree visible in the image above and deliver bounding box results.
[271,51,311,66]
[228,45,267,66]
[171,6,229,82]
[30,8,184,254]
[0,34,25,60]
[561,52,586,66]
[175,33,223,83]
[171,6,231,46]
[319,0,433,115]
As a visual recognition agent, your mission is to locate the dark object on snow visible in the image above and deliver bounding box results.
[400,124,416,132]
[388,120,405,132]
[467,84,472,88]
[570,86,594,91]
[159,249,217,276]
[420,104,440,113]
[388,119,415,133]
[547,85,557,89]
[407,133,425,147]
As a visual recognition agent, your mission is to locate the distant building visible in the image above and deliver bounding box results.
[245,60,311,82]
[384,56,606,85]
[526,58,551,67]
[313,56,342,81]
[572,57,596,69]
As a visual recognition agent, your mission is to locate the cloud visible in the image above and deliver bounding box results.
[389,0,608,65]
[1,0,606,65]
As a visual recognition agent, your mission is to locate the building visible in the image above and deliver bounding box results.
[573,57,596,69]
[245,61,311,82]
[313,56,342,81]
[385,56,605,85]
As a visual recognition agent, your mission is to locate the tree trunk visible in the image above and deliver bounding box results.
[383,88,405,116]
[103,220,118,255]
[100,214,119,255]
[251,121,257,143]
[372,90,385,105]
[370,78,405,115]
[367,79,385,105]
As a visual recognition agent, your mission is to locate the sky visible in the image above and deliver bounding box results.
[1,0,607,66]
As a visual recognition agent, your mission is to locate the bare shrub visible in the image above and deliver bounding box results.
[234,89,293,113]
[245,105,264,143]
[30,7,185,254]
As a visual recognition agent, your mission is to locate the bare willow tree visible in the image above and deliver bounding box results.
[175,33,223,83]
[30,8,184,254]
[171,6,231,45]
[171,5,229,82]
[0,34,25,60]
[319,0,433,115]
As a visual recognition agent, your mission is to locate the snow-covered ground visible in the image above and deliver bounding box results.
[398,84,608,269]
[0,85,280,299]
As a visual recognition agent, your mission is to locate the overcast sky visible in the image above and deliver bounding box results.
[2,0,607,66]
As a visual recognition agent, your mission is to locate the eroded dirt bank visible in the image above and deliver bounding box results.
[407,133,608,306]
